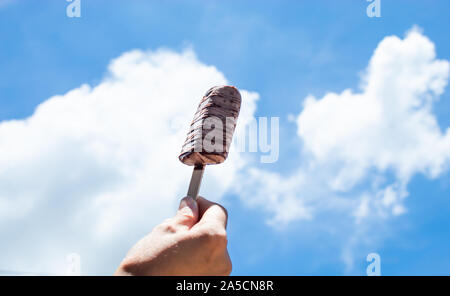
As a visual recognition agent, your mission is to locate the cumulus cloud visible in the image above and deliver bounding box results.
[0,49,258,274]
[299,28,450,216]
[2,27,449,275]
[299,29,450,187]
[237,28,450,266]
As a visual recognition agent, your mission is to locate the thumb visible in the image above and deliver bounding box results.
[173,196,199,229]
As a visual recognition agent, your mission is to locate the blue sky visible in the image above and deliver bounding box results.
[1,0,450,275]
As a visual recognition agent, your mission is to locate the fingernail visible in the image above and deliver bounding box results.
[179,196,196,216]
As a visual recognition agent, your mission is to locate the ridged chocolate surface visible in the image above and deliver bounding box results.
[179,86,242,166]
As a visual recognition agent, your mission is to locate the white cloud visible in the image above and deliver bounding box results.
[0,48,258,275]
[2,27,449,275]
[298,29,450,187]
[237,28,450,269]
[297,28,450,213]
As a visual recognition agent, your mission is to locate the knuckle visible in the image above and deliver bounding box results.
[219,205,228,217]
[155,219,177,234]
[196,225,228,247]
[212,203,228,215]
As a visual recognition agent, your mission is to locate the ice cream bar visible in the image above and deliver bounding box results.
[179,85,242,166]
[179,86,242,199]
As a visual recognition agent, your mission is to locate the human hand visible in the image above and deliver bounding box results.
[114,196,231,276]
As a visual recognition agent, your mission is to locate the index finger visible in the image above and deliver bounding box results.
[195,196,228,229]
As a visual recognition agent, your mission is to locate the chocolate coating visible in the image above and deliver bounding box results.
[179,86,242,166]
